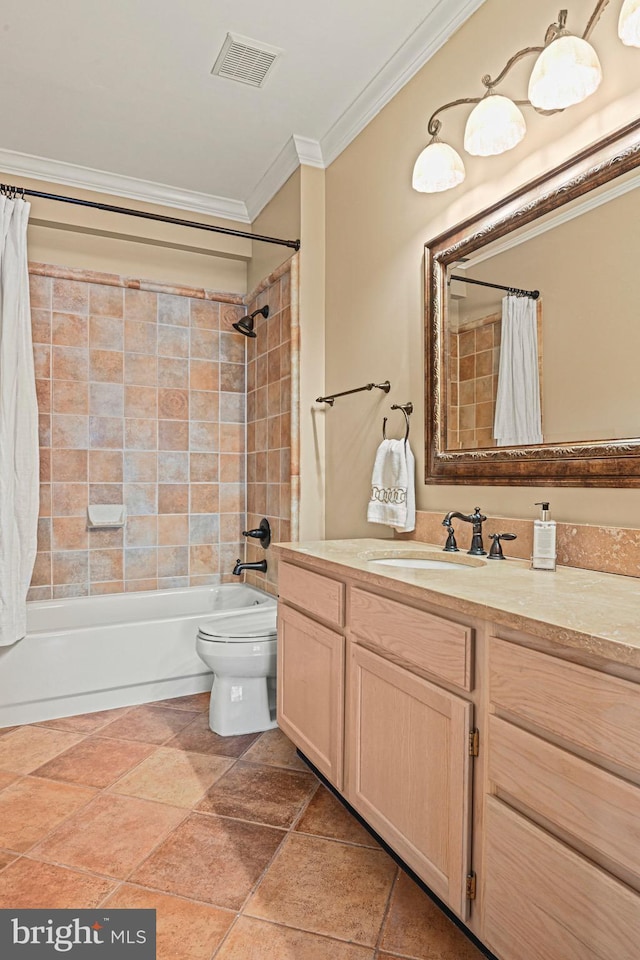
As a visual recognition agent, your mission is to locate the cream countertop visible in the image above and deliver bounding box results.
[273,539,640,669]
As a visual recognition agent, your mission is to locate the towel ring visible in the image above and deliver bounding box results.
[382,402,413,442]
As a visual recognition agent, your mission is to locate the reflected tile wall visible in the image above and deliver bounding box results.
[447,316,500,450]
[28,269,246,599]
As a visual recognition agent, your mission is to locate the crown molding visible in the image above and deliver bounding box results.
[292,136,325,168]
[0,1,484,225]
[320,0,487,166]
[245,135,324,220]
[0,148,251,223]
[246,0,485,217]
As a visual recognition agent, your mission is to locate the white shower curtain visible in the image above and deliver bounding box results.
[493,294,542,447]
[0,196,39,646]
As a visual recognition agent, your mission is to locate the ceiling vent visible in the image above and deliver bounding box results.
[211,33,282,88]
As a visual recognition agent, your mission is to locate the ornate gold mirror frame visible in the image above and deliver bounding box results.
[424,119,640,486]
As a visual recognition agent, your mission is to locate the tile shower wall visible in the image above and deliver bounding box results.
[28,266,247,599]
[244,258,299,595]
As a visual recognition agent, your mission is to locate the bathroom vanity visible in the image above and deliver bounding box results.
[273,539,640,960]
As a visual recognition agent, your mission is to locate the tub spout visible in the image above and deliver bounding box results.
[232,559,267,576]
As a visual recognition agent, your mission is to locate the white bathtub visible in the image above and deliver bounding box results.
[0,585,276,727]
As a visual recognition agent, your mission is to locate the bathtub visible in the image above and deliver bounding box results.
[0,584,276,727]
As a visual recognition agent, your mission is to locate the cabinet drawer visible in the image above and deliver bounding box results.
[490,637,640,778]
[350,587,473,690]
[278,561,345,629]
[489,715,640,883]
[483,797,640,960]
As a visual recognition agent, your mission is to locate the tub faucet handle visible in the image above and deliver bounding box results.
[241,517,271,549]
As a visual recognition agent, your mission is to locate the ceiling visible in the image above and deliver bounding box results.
[1,0,484,219]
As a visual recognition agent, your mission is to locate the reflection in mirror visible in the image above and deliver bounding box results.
[444,170,639,450]
[424,120,640,486]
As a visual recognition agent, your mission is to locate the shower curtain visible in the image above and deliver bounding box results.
[0,195,39,646]
[493,294,542,447]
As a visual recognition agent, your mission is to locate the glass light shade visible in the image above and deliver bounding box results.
[412,140,465,193]
[463,95,526,157]
[528,35,602,109]
[619,0,640,46]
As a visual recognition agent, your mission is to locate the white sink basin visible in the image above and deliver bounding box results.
[368,557,472,571]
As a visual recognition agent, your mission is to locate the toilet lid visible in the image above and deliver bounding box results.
[198,607,277,641]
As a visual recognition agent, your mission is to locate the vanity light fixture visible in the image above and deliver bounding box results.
[412,0,636,194]
[619,0,640,45]
[463,93,527,157]
[528,10,602,110]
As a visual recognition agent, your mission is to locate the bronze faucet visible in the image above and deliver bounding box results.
[442,507,487,556]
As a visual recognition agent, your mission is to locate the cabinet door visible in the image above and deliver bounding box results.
[277,604,345,788]
[346,643,473,917]
[483,797,640,960]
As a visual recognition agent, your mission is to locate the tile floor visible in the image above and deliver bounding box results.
[0,696,484,960]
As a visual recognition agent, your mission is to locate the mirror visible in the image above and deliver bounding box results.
[425,120,640,486]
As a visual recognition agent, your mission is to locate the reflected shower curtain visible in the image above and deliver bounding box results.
[0,196,38,645]
[493,295,542,447]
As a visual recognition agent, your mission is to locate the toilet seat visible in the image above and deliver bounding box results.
[198,607,277,642]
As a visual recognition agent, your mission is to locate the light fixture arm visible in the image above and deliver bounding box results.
[425,0,609,139]
[427,98,483,137]
[426,52,548,137]
[481,46,544,90]
[413,0,624,195]
[583,0,612,39]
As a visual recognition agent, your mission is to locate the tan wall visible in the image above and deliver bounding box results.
[298,165,326,540]
[247,169,301,294]
[325,0,640,536]
[247,165,325,542]
[8,172,249,293]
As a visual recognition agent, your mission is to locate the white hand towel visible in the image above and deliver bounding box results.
[367,439,409,529]
[395,441,416,534]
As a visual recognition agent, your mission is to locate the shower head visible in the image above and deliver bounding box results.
[232,304,269,338]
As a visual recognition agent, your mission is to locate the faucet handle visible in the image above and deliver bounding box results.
[488,533,517,560]
[241,517,271,549]
[443,522,459,553]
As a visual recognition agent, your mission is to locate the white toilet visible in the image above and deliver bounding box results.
[196,604,278,736]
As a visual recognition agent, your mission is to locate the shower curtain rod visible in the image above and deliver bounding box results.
[450,274,539,299]
[0,183,301,251]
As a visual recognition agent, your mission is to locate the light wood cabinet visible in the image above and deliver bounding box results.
[275,551,640,960]
[350,586,474,690]
[483,797,640,960]
[278,561,345,629]
[346,642,473,918]
[277,564,477,919]
[276,603,345,788]
[484,636,640,960]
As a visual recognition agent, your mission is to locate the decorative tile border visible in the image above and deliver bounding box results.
[28,262,244,304]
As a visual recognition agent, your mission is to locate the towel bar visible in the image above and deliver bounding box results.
[316,380,391,406]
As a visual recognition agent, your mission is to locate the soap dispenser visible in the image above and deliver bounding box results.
[531,501,557,571]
